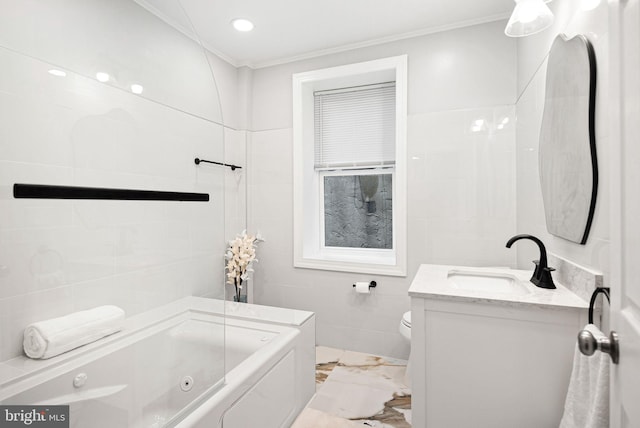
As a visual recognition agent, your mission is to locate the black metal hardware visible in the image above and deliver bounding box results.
[505,234,556,289]
[352,281,377,289]
[578,287,617,364]
[13,183,209,202]
[194,158,242,171]
[588,287,610,324]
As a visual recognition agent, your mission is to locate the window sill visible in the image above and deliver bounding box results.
[294,255,406,277]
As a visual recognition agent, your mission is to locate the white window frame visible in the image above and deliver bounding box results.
[293,55,407,276]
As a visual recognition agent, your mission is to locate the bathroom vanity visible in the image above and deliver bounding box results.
[409,264,588,428]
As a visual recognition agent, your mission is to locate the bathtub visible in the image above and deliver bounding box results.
[0,297,316,427]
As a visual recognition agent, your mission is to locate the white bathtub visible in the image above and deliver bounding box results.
[0,297,316,427]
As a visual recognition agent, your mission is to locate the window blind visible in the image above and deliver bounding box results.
[314,82,396,170]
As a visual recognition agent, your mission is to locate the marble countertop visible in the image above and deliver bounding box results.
[408,264,589,310]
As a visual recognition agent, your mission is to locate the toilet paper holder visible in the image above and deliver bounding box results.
[353,281,377,289]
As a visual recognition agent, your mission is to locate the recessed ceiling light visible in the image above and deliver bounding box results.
[130,84,144,94]
[231,18,254,32]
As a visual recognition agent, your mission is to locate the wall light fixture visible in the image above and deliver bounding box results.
[505,0,554,37]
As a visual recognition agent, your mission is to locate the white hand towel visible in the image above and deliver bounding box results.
[23,305,125,359]
[559,324,609,428]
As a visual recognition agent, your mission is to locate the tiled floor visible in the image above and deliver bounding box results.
[292,346,411,428]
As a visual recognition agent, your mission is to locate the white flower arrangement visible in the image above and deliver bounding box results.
[225,230,263,301]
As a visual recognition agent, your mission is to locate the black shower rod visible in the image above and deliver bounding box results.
[194,158,242,171]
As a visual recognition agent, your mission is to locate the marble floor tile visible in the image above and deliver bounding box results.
[315,346,344,389]
[294,347,411,428]
[291,408,364,428]
[316,346,345,365]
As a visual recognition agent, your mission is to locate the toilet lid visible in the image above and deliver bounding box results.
[402,311,411,327]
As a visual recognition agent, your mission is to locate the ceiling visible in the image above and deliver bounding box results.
[139,0,514,68]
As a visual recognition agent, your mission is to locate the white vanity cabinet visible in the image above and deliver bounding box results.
[409,264,588,428]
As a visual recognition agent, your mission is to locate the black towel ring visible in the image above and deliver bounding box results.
[588,287,610,324]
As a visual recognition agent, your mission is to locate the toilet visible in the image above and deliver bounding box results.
[399,311,411,387]
[399,311,411,341]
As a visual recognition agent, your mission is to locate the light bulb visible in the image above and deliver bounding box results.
[231,18,254,32]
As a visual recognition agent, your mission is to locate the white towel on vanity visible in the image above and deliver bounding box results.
[559,324,609,428]
[23,305,125,359]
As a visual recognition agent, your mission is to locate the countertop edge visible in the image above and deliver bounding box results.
[409,289,588,310]
[408,264,590,310]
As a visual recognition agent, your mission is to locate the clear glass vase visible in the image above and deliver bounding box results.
[233,278,247,302]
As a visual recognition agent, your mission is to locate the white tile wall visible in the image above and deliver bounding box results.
[248,21,518,357]
[0,0,223,124]
[0,1,235,361]
[208,52,242,131]
[250,20,516,131]
[224,128,248,243]
[407,106,517,267]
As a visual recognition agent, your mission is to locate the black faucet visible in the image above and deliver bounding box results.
[506,234,556,289]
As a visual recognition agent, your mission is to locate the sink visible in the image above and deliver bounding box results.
[447,270,531,295]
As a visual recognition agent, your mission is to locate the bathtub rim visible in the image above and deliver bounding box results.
[0,297,309,401]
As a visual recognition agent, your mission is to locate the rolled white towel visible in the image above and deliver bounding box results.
[23,305,125,359]
[559,324,609,428]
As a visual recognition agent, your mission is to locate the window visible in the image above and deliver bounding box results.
[322,170,393,250]
[293,56,407,276]
[316,83,395,251]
